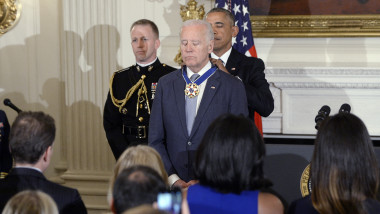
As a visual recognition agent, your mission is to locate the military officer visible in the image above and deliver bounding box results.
[103,19,176,160]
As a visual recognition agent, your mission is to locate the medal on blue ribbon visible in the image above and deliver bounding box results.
[182,66,217,98]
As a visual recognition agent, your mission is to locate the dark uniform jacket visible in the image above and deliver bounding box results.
[0,110,12,178]
[0,168,87,214]
[225,48,274,120]
[103,59,175,159]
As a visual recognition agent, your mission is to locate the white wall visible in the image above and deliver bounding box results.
[1,0,379,212]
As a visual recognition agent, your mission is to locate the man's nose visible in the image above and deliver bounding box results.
[138,39,144,47]
[185,44,193,52]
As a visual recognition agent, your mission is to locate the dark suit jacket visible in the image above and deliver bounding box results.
[149,68,249,182]
[0,110,12,175]
[225,48,274,119]
[0,168,87,214]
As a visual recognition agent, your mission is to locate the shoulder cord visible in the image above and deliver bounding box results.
[109,74,150,115]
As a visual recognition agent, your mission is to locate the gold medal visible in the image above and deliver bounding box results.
[184,83,199,98]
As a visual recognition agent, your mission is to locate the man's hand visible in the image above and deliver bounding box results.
[210,58,229,74]
[172,179,189,189]
[186,180,198,186]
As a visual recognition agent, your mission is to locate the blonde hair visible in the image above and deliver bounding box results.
[108,145,168,204]
[2,190,58,214]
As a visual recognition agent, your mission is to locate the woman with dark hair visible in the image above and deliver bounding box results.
[289,113,380,214]
[186,114,283,214]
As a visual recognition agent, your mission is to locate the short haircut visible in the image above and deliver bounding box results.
[195,114,269,194]
[9,111,55,164]
[181,19,214,42]
[130,19,159,38]
[311,113,379,213]
[113,165,167,213]
[2,190,58,214]
[206,7,235,26]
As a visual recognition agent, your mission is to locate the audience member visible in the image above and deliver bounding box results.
[206,8,274,121]
[111,165,167,214]
[186,114,283,214]
[0,111,87,214]
[149,19,248,189]
[2,190,58,214]
[288,113,380,214]
[103,19,176,160]
[0,110,12,178]
[108,145,168,204]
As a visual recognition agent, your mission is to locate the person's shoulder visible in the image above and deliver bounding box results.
[42,178,80,196]
[157,68,181,82]
[160,63,177,72]
[258,192,284,214]
[113,65,135,77]
[240,55,264,67]
[365,198,380,214]
[217,70,244,85]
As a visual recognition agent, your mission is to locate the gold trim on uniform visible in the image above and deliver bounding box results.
[109,68,150,116]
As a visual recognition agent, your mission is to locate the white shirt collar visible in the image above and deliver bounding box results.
[210,47,232,65]
[136,57,158,67]
[15,166,42,173]
[186,61,212,79]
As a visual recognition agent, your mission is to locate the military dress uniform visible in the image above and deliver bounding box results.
[103,59,175,159]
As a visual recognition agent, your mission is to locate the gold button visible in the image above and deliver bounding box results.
[140,104,143,109]
[141,75,146,79]
[122,108,128,114]
[139,117,144,122]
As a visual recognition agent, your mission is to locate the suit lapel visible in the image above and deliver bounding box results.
[173,71,188,136]
[226,48,241,76]
[190,70,220,137]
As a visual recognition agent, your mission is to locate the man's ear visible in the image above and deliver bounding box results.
[43,146,53,162]
[155,39,160,50]
[232,26,239,37]
[208,40,214,54]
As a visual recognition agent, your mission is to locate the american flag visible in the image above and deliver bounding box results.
[215,0,263,134]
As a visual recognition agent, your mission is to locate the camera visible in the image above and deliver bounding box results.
[157,191,182,214]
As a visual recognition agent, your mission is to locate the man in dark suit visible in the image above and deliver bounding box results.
[206,8,274,120]
[0,110,12,178]
[103,19,176,160]
[149,19,248,189]
[0,111,87,214]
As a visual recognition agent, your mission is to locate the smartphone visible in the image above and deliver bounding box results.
[157,191,182,214]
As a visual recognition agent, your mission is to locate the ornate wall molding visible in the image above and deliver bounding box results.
[251,15,380,37]
[265,67,380,75]
[0,0,21,35]
[262,67,380,136]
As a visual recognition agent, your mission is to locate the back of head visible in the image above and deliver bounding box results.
[9,111,55,164]
[113,165,167,214]
[113,145,168,185]
[311,113,379,214]
[2,190,58,214]
[195,114,268,194]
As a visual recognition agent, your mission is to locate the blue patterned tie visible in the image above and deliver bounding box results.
[185,73,200,135]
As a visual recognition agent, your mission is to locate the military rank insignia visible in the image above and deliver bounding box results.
[151,83,157,100]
